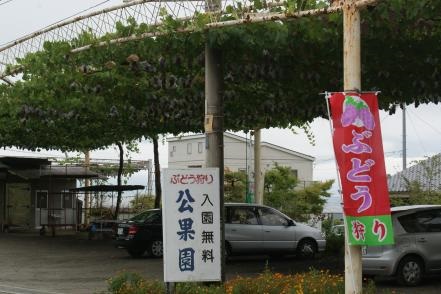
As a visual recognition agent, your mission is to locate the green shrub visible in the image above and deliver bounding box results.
[107,272,164,294]
[325,233,344,256]
[322,219,344,256]
[107,268,377,294]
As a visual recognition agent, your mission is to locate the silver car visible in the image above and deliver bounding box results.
[362,205,441,286]
[224,203,326,257]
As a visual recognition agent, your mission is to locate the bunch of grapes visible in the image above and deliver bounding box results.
[341,98,375,130]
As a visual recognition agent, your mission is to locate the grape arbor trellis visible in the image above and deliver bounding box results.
[0,0,382,292]
[0,0,377,83]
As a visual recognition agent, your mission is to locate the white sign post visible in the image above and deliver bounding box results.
[162,168,221,282]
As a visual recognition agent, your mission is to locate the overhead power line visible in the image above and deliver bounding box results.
[37,0,112,32]
[409,108,441,136]
[0,0,209,69]
[0,0,15,6]
[0,0,111,47]
[407,109,427,155]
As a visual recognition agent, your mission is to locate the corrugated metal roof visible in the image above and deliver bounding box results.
[10,166,100,180]
[388,154,441,192]
[70,185,145,193]
[0,156,50,168]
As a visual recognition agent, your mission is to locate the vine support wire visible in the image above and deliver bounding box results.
[0,0,209,75]
[206,0,378,28]
[0,0,380,80]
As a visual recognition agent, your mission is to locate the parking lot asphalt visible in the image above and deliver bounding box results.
[0,232,163,294]
[0,231,440,294]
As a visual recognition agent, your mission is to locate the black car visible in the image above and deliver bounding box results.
[114,209,163,258]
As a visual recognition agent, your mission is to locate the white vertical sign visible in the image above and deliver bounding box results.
[162,168,220,282]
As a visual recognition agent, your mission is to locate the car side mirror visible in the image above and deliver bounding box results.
[287,219,295,226]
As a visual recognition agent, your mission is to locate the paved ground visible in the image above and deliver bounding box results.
[0,231,440,293]
[0,232,161,293]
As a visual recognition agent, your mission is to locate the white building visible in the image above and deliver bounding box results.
[167,132,315,186]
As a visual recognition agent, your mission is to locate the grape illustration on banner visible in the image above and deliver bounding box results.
[341,95,375,130]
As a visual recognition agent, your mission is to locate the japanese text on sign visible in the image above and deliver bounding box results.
[163,168,221,282]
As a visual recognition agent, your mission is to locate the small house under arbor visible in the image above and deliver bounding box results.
[69,184,146,236]
[0,156,99,232]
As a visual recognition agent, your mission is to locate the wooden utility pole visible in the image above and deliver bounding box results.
[205,44,225,281]
[402,104,407,170]
[153,137,162,208]
[254,128,263,205]
[343,0,362,293]
[205,0,224,282]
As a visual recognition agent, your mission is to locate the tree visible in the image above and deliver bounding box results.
[224,171,247,202]
[289,180,334,220]
[0,0,440,155]
[114,141,124,220]
[264,165,299,194]
[263,165,333,221]
[130,193,155,212]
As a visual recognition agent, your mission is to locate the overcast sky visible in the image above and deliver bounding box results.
[1,0,441,211]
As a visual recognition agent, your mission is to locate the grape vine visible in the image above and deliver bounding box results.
[0,0,439,151]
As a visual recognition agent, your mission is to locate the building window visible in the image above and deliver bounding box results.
[170,145,176,157]
[198,142,203,153]
[187,143,192,154]
[62,192,74,209]
[291,169,298,179]
[188,165,202,168]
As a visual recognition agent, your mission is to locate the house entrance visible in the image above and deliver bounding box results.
[35,190,48,228]
[6,183,31,228]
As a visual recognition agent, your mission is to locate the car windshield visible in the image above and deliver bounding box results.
[130,210,159,223]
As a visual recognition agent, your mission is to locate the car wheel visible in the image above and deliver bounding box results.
[396,256,423,286]
[148,240,163,258]
[296,239,317,259]
[128,247,145,258]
